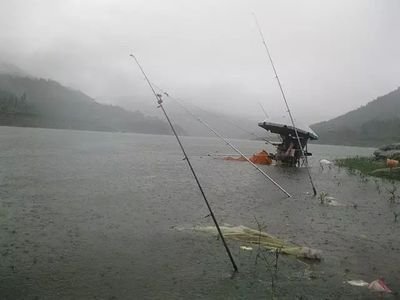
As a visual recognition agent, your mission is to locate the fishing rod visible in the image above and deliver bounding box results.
[152,84,291,198]
[152,84,276,146]
[129,54,238,272]
[253,14,318,196]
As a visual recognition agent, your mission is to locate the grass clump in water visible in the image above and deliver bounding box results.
[336,156,400,181]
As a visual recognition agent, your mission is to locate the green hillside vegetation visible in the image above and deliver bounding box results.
[311,87,400,146]
[0,74,183,135]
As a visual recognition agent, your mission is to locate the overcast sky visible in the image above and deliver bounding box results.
[0,0,399,124]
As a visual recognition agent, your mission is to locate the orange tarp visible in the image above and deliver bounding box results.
[224,150,272,165]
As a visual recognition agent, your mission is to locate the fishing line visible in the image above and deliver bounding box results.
[153,84,276,145]
[258,102,270,119]
[253,14,318,196]
[193,105,275,145]
[151,83,291,198]
[129,54,238,272]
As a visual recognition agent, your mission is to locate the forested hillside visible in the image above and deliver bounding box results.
[311,87,400,146]
[0,74,183,135]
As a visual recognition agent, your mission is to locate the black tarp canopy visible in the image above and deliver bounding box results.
[258,120,319,141]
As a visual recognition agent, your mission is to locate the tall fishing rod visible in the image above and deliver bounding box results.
[152,84,291,198]
[253,14,317,196]
[129,54,238,272]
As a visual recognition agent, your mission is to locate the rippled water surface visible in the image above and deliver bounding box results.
[0,126,399,299]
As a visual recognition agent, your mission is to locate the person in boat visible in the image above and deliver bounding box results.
[276,135,303,166]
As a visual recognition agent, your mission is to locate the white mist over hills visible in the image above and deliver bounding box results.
[0,62,30,77]
[0,64,274,139]
[1,61,399,146]
[1,0,399,126]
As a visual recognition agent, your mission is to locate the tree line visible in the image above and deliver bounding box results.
[0,90,29,113]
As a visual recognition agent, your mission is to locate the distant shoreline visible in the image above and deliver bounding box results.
[310,140,382,148]
[0,123,176,137]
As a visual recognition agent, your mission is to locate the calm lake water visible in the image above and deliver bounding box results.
[0,126,399,299]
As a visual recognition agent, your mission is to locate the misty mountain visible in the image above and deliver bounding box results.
[109,95,273,140]
[0,62,30,77]
[0,73,184,135]
[311,87,400,146]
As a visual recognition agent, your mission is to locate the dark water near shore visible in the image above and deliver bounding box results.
[0,126,399,299]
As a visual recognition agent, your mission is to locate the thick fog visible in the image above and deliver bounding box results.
[1,0,399,124]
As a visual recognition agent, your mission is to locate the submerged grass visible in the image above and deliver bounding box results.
[336,156,400,181]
